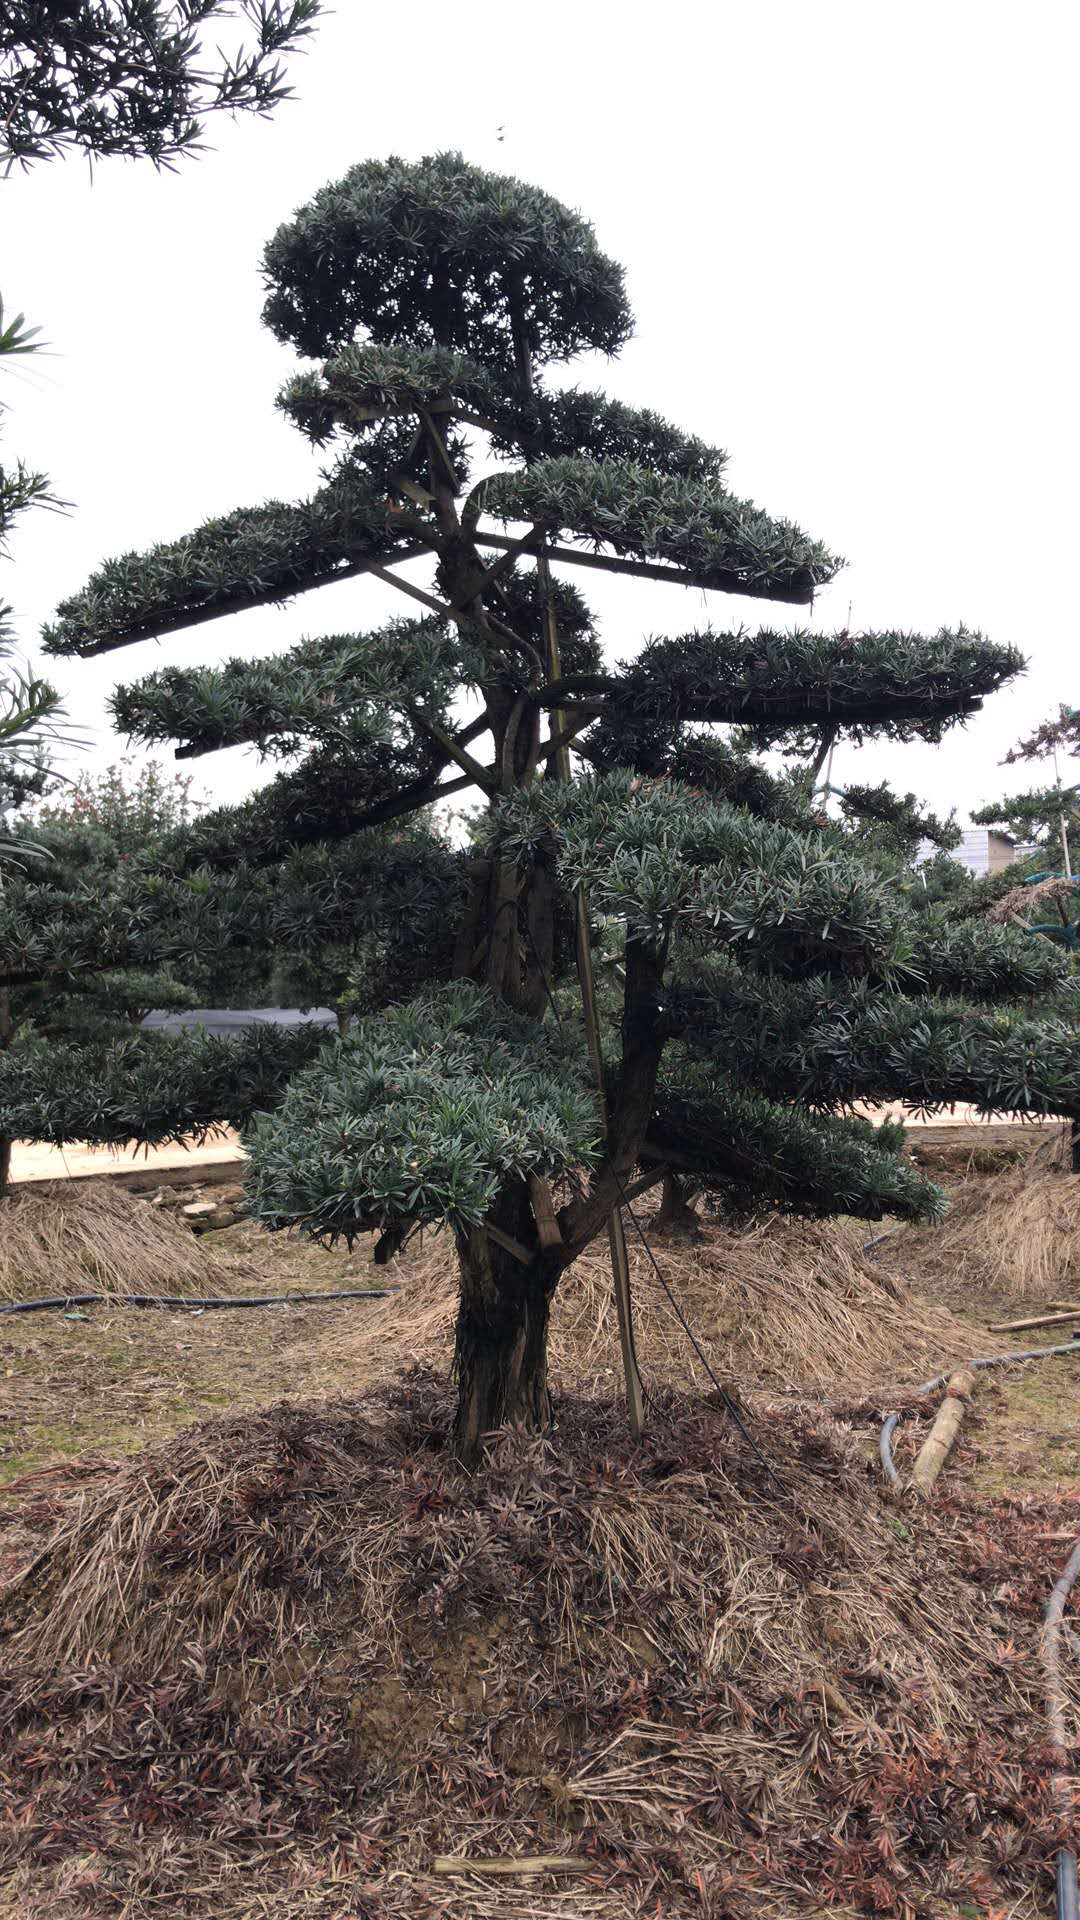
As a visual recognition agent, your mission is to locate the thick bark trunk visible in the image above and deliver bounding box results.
[453,1214,557,1462]
[655,1172,701,1235]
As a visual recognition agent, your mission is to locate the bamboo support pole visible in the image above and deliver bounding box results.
[432,1856,589,1877]
[510,305,645,1438]
[987,1310,1080,1333]
[911,1367,976,1496]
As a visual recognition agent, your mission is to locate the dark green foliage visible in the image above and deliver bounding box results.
[0,1020,327,1148]
[601,627,1022,742]
[485,771,899,975]
[281,340,725,478]
[262,152,633,373]
[42,468,409,657]
[839,781,960,856]
[492,569,600,677]
[112,618,480,760]
[972,783,1080,853]
[478,459,837,599]
[267,828,465,1002]
[668,970,1080,1120]
[0,642,61,825]
[585,725,813,827]
[905,914,1069,999]
[246,983,600,1243]
[1,1,322,168]
[646,1068,943,1223]
[1,300,65,836]
[279,342,503,445]
[0,815,266,999]
[1,297,57,549]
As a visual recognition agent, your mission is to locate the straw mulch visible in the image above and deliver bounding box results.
[1,1372,1073,1920]
[879,1166,1080,1304]
[0,1181,251,1303]
[298,1213,980,1414]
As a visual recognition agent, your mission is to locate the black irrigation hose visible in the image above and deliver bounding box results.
[879,1341,1080,1920]
[0,1288,397,1317]
[1045,1540,1080,1920]
[878,1340,1080,1485]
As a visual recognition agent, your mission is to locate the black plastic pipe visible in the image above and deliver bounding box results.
[879,1341,1080,1483]
[1045,1540,1080,1920]
[0,1288,396,1316]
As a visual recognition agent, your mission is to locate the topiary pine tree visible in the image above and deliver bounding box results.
[972,704,1080,881]
[39,154,1080,1454]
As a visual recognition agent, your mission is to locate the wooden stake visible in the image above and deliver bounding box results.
[987,1310,1080,1333]
[539,571,644,1435]
[432,1855,590,1877]
[528,1173,563,1251]
[911,1367,976,1496]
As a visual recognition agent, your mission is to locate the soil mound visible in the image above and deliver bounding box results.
[1,1374,1071,1919]
[297,1214,979,1410]
[0,1179,251,1303]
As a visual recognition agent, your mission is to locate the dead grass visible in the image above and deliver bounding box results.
[0,1375,1074,1920]
[880,1166,1080,1303]
[297,1213,979,1416]
[0,1174,1076,1918]
[0,1180,253,1303]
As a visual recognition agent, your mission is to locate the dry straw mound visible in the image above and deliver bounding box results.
[0,1376,1071,1920]
[880,1167,1080,1304]
[303,1213,978,1410]
[0,1180,249,1302]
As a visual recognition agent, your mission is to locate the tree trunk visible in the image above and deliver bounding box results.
[453,1218,557,1462]
[0,1134,11,1201]
[655,1172,701,1235]
[1071,1119,1080,1174]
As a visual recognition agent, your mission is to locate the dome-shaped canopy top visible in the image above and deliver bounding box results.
[262,151,633,377]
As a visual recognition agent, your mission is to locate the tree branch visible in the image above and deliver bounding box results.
[404,706,498,794]
[475,534,818,606]
[55,543,434,656]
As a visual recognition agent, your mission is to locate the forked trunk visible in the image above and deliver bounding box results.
[453,1219,557,1462]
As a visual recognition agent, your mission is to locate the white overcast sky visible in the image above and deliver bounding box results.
[3,0,1078,822]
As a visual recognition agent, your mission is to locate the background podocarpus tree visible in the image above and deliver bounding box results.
[0,757,462,1190]
[0,760,325,1196]
[41,154,1080,1454]
[1,1,322,169]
